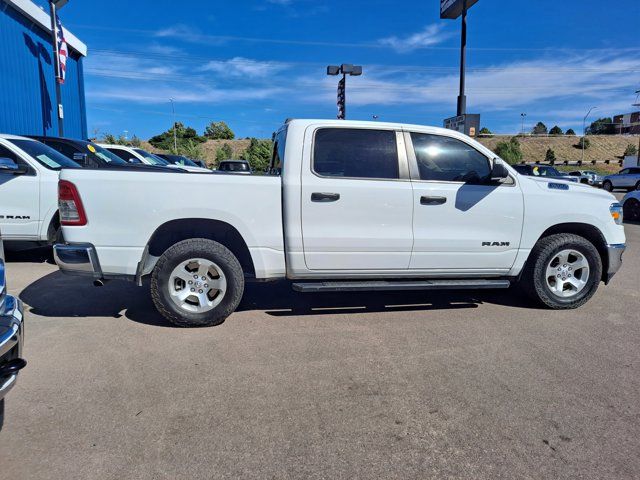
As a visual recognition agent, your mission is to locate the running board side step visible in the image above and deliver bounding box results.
[292,279,511,293]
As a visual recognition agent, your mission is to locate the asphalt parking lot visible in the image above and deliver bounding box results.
[1,204,639,479]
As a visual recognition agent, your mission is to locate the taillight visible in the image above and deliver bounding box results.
[59,180,87,226]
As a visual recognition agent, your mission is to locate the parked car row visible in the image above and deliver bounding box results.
[512,164,640,192]
[0,133,251,246]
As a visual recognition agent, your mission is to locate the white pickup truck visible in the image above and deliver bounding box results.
[0,134,81,244]
[54,119,626,327]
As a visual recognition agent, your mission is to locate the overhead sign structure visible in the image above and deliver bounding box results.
[444,114,480,137]
[440,0,479,19]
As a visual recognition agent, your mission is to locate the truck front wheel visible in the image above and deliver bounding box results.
[151,238,245,327]
[522,233,602,309]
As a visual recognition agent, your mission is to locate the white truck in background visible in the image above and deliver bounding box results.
[55,119,626,327]
[0,134,80,244]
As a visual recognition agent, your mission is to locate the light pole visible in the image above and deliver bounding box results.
[327,64,362,120]
[169,98,177,152]
[49,0,68,137]
[634,90,640,164]
[520,113,527,135]
[582,106,597,164]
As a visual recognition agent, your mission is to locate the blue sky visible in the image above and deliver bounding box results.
[36,0,640,139]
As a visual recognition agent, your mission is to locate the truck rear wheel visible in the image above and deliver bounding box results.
[522,233,602,309]
[151,238,244,327]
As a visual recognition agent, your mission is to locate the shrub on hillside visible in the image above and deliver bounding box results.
[215,143,234,164]
[205,121,235,140]
[624,143,638,157]
[149,122,207,152]
[565,129,576,136]
[531,122,548,135]
[576,137,591,150]
[549,126,563,135]
[545,148,557,163]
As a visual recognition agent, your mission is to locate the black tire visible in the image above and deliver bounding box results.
[603,180,613,192]
[151,238,244,327]
[521,233,602,309]
[624,198,640,222]
[0,399,4,431]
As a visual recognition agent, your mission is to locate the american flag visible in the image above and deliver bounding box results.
[55,14,67,84]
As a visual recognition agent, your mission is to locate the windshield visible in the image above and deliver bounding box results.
[88,143,129,165]
[163,155,199,167]
[134,149,170,166]
[8,139,81,170]
[534,166,561,176]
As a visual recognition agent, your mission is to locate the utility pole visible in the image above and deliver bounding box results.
[49,0,67,137]
[457,0,468,116]
[634,90,640,165]
[169,98,177,152]
[582,106,597,164]
[520,113,527,135]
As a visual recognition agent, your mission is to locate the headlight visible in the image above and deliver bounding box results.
[610,203,623,225]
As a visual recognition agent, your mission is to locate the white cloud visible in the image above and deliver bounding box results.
[199,57,286,78]
[379,24,454,52]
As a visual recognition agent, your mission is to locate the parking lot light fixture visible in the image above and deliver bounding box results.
[326,64,363,120]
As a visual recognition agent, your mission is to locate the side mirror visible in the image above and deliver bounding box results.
[490,160,509,181]
[0,157,27,175]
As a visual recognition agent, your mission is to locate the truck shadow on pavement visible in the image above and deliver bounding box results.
[19,270,540,328]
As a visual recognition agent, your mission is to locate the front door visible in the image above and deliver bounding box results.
[301,127,413,270]
[0,143,40,239]
[406,131,524,273]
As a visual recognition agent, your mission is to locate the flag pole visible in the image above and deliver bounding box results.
[49,1,64,137]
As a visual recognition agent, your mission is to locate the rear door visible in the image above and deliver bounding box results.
[301,126,413,270]
[0,142,40,239]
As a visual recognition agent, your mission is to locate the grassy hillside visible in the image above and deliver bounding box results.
[145,135,638,173]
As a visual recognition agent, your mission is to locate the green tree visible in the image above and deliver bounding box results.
[545,148,557,163]
[130,135,142,148]
[478,127,493,137]
[215,143,234,163]
[179,139,205,161]
[494,136,523,165]
[241,138,272,172]
[587,117,615,135]
[549,125,563,135]
[565,128,576,136]
[624,143,638,157]
[531,122,548,135]
[102,133,117,144]
[149,122,207,152]
[204,121,235,140]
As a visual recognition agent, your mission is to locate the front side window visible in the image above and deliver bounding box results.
[411,133,490,183]
[313,128,399,180]
[134,149,169,166]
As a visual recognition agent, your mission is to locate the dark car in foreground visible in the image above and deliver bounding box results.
[0,229,26,430]
[29,136,131,168]
[512,164,579,182]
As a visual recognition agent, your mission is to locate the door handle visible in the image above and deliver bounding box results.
[311,192,340,202]
[420,196,447,205]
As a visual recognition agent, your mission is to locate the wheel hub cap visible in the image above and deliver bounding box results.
[168,258,227,313]
[545,249,590,298]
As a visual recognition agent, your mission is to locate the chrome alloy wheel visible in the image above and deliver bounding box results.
[168,258,227,313]
[545,249,590,298]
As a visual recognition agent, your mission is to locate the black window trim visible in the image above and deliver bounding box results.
[0,140,37,176]
[309,126,410,182]
[403,130,515,187]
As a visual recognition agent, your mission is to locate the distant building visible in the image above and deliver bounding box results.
[613,111,640,135]
[0,0,87,138]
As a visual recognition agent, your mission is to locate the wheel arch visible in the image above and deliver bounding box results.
[533,223,609,281]
[139,218,256,282]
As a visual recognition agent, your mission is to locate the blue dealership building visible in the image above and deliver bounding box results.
[0,0,87,139]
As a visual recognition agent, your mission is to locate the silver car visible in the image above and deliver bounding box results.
[603,167,640,192]
[568,170,604,187]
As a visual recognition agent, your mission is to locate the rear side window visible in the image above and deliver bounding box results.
[313,128,398,180]
[411,133,490,183]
